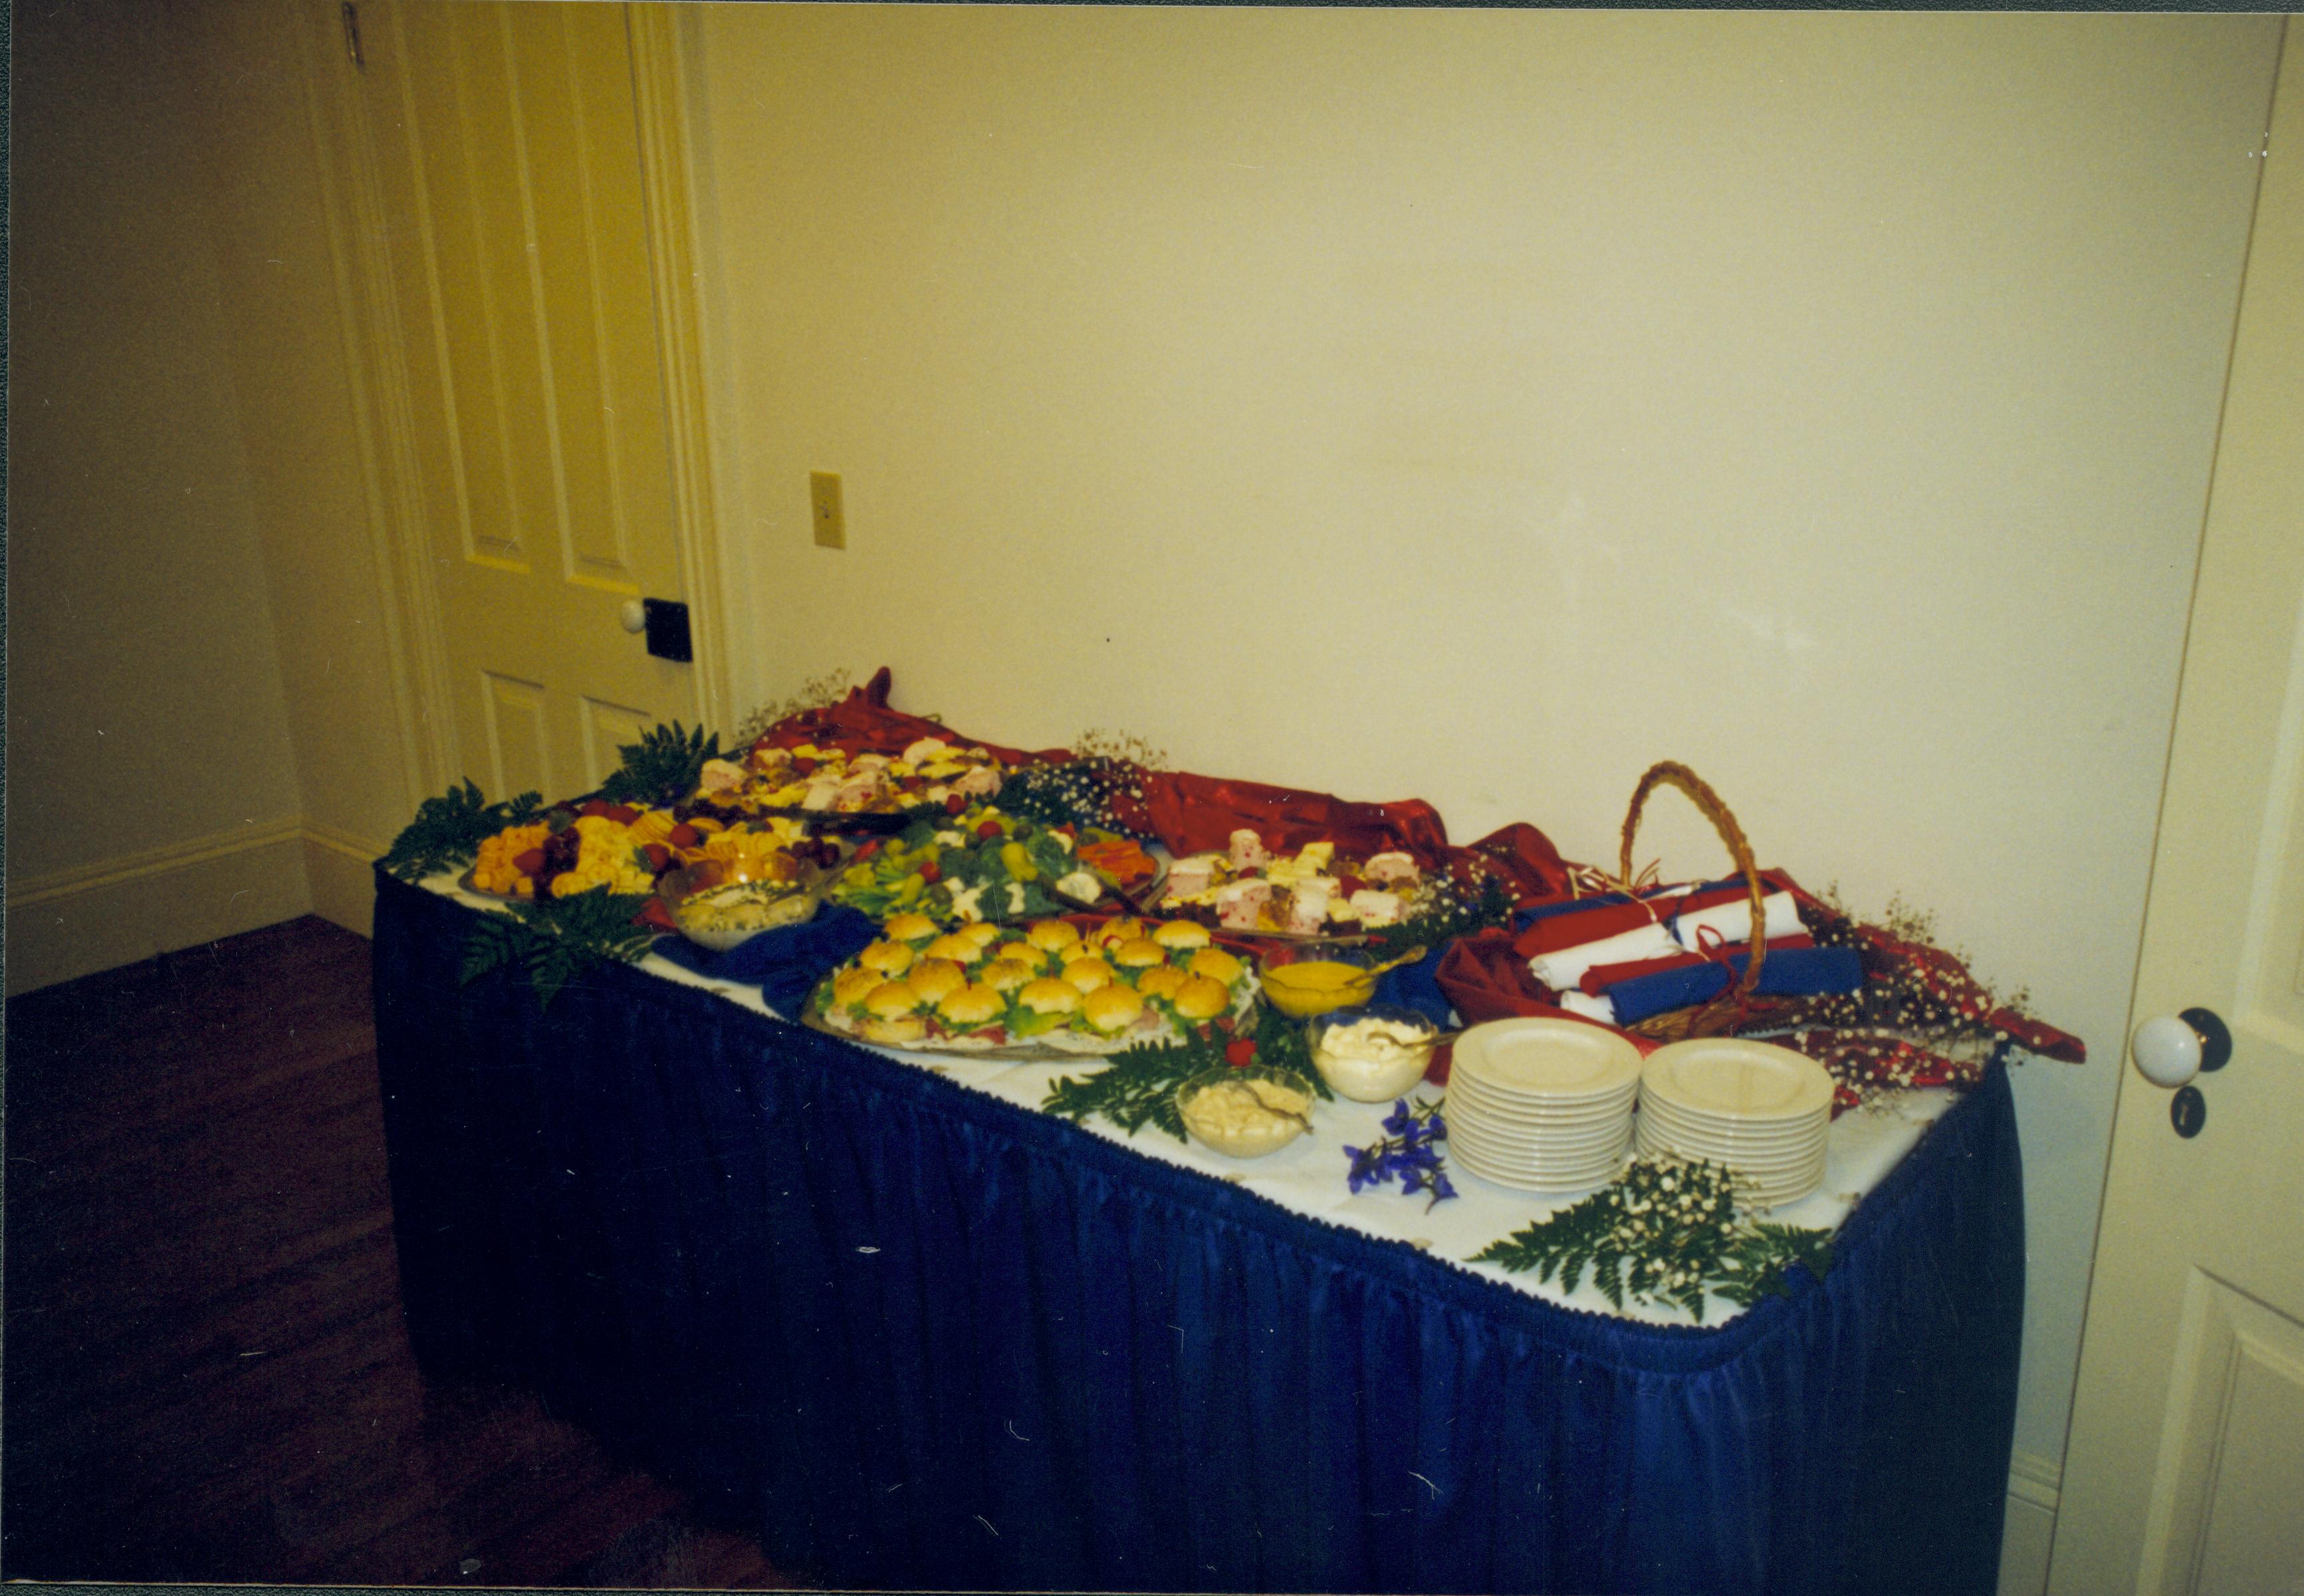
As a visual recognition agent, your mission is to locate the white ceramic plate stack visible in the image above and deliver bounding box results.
[1633,1038,1835,1208]
[1443,1019,1644,1192]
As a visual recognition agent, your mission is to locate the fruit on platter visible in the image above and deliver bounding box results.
[812,913,1252,1050]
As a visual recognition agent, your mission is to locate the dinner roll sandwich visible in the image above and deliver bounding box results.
[936,984,1005,1033]
[1151,920,1211,953]
[858,939,917,978]
[1109,937,1168,972]
[1082,984,1147,1036]
[923,932,982,965]
[905,957,968,1007]
[1026,919,1082,955]
[860,980,926,1044]
[1012,977,1082,1037]
[1170,974,1233,1023]
[883,912,941,947]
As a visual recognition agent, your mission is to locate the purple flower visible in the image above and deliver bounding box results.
[1341,1097,1456,1211]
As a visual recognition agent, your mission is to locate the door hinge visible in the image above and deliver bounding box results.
[342,1,365,70]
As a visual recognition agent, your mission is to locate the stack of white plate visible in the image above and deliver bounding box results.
[1444,1019,1644,1192]
[1633,1038,1834,1208]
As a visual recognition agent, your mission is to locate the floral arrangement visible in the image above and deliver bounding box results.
[1343,1097,1456,1210]
[1470,1153,1833,1323]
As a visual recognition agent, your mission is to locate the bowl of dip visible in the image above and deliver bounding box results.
[658,855,827,951]
[1307,1005,1440,1101]
[1176,1065,1317,1159]
[1256,941,1380,1019]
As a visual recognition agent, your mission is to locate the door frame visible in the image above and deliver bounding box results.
[296,0,732,801]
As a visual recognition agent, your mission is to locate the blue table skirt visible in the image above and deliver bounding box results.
[372,870,2022,1594]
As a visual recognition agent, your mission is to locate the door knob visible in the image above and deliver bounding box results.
[620,599,647,634]
[2131,1008,2233,1088]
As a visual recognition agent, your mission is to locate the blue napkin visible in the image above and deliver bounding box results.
[650,905,882,1018]
[1371,945,1456,1030]
[1603,945,1863,1028]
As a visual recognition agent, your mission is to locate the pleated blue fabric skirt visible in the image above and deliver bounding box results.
[372,870,2022,1594]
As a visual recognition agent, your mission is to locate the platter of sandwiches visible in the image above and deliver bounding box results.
[806,913,1257,1058]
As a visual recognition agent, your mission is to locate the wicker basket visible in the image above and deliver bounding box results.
[1615,762,1776,1043]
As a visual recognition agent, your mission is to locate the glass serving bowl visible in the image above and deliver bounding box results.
[1176,1064,1318,1159]
[657,854,830,951]
[1306,1004,1440,1102]
[1256,940,1381,1019]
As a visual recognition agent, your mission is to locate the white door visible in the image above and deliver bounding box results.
[2051,27,2304,1596]
[350,0,698,804]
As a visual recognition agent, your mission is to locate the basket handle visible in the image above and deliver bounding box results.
[1619,761,1768,1002]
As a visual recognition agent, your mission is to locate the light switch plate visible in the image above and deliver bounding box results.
[810,471,846,549]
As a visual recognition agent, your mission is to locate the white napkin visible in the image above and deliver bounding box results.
[1525,921,1681,993]
[1556,990,1619,1026]
[1669,891,1804,951]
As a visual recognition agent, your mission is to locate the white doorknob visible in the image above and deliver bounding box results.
[2132,1014,2204,1088]
[620,599,647,634]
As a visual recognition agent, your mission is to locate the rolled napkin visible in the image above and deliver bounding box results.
[1669,889,1805,952]
[1556,990,1619,1026]
[1603,945,1864,1028]
[1578,933,1817,995]
[1526,919,1682,994]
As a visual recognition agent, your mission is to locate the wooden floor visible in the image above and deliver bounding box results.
[3,916,804,1588]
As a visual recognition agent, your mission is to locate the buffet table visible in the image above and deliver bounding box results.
[372,868,2022,1594]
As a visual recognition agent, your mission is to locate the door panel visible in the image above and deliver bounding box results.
[356,1,692,802]
[2052,26,2304,1596]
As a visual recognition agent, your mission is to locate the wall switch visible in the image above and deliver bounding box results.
[810,471,846,548]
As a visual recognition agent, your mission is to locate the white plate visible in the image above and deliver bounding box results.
[1634,1115,1825,1159]
[1454,1018,1645,1101]
[1444,1069,1638,1113]
[1449,1115,1631,1154]
[1641,1038,1834,1122]
[1637,1099,1827,1145]
[1452,1142,1627,1194]
[1635,1125,1826,1180]
[1446,1068,1631,1119]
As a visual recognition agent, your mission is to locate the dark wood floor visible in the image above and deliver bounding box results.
[4,916,804,1588]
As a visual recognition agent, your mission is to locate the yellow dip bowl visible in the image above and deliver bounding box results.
[1257,943,1380,1019]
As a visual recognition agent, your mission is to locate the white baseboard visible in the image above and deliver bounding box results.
[4,816,396,996]
[302,820,389,939]
[1999,1450,2062,1596]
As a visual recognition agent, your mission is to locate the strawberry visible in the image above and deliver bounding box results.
[1224,1038,1258,1068]
[579,799,612,819]
[603,805,641,826]
[666,823,700,848]
[945,794,969,815]
[513,848,546,875]
[920,859,943,883]
[975,820,1004,840]
[641,843,672,873]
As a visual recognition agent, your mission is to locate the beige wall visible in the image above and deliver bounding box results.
[7,3,2283,1565]
[7,0,314,991]
[175,0,425,931]
[685,2,2282,1509]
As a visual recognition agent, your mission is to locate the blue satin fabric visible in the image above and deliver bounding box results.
[373,871,2021,1594]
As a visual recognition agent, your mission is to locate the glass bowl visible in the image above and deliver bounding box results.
[657,855,827,951]
[1306,1004,1440,1102]
[1256,940,1380,1019]
[1176,1064,1319,1159]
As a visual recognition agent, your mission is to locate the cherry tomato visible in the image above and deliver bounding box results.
[975,820,1004,840]
[920,859,942,883]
